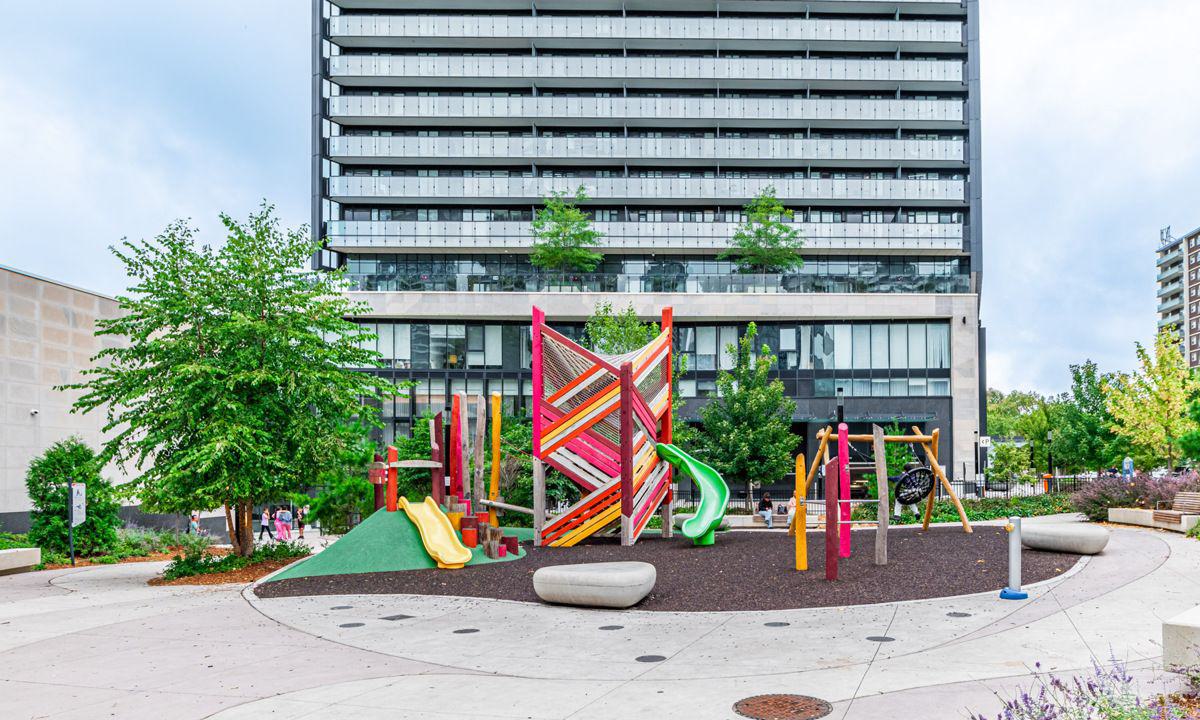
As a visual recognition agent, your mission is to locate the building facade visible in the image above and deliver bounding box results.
[312,0,985,488]
[0,266,126,530]
[1157,225,1200,367]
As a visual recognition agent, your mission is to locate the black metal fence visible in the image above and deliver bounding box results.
[670,473,1096,515]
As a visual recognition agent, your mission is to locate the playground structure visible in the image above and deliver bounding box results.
[791,422,973,579]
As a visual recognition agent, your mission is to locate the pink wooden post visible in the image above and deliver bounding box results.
[450,394,464,501]
[838,422,851,558]
[531,306,545,458]
[824,456,839,581]
[619,362,635,546]
[371,452,386,511]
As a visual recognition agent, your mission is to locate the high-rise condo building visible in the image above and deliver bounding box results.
[312,0,985,488]
[1157,224,1200,367]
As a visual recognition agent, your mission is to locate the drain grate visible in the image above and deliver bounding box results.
[453,628,480,634]
[599,625,624,631]
[380,614,413,621]
[733,694,832,720]
[946,612,972,618]
[331,605,352,610]
[764,621,791,627]
[338,622,364,628]
[635,655,666,663]
[865,636,895,642]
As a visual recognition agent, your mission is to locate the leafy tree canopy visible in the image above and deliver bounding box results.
[718,186,805,273]
[529,186,604,273]
[1104,328,1198,470]
[63,203,396,555]
[25,437,123,556]
[696,323,796,500]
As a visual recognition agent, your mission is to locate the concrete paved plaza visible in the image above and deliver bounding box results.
[1,520,1197,719]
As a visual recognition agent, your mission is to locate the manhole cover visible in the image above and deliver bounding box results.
[599,625,624,630]
[764,621,790,627]
[946,612,972,618]
[338,622,364,628]
[635,655,666,663]
[453,628,480,634]
[331,605,352,610]
[865,636,895,642]
[733,694,832,720]
[381,614,413,621]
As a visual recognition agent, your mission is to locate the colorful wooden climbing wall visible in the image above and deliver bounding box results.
[532,306,673,547]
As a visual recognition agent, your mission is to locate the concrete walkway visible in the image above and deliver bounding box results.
[0,522,1196,719]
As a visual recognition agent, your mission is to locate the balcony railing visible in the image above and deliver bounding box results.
[327,136,966,165]
[328,55,965,85]
[325,220,965,251]
[329,15,964,46]
[327,95,965,125]
[343,271,971,295]
[327,176,967,203]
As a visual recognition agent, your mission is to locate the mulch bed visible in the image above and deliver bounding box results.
[148,557,296,587]
[255,526,1080,611]
[41,546,231,571]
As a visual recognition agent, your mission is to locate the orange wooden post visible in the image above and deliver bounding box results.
[794,453,807,571]
[386,445,399,512]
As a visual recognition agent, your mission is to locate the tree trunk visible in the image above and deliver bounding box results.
[237,500,254,557]
[223,504,237,553]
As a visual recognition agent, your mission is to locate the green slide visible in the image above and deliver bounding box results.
[656,443,730,546]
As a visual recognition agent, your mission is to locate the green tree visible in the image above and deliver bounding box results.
[1104,328,1199,470]
[1053,360,1123,474]
[865,420,916,503]
[986,442,1033,486]
[529,186,604,272]
[696,323,796,502]
[300,424,377,535]
[718,186,804,273]
[63,204,394,556]
[985,388,1066,473]
[25,437,123,556]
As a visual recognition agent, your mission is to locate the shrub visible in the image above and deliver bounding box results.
[1070,472,1200,522]
[851,494,1074,524]
[25,437,123,556]
[0,532,32,551]
[113,527,199,558]
[970,657,1184,720]
[161,539,309,581]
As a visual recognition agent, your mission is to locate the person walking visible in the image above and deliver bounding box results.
[296,507,306,540]
[274,506,287,540]
[188,514,200,535]
[259,507,274,541]
[278,506,293,541]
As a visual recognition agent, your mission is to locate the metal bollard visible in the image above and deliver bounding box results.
[999,516,1028,600]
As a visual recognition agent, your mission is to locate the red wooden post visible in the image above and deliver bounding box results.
[619,361,635,546]
[386,445,399,513]
[430,411,445,506]
[371,452,386,511]
[531,306,545,458]
[824,456,839,581]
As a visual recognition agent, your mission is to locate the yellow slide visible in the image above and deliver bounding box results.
[398,496,473,569]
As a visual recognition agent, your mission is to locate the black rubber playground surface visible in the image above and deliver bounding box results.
[255,526,1079,611]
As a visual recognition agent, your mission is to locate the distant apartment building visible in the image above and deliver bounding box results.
[1157,225,1200,367]
[312,0,986,484]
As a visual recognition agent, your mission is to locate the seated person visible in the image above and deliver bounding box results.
[757,492,774,529]
[786,495,798,528]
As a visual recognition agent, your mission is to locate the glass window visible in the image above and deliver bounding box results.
[696,326,716,370]
[927,323,950,369]
[890,378,908,396]
[889,324,908,370]
[833,325,852,370]
[430,324,466,369]
[679,379,697,398]
[929,378,950,396]
[812,325,833,370]
[852,325,870,370]
[908,378,928,396]
[871,379,890,397]
[871,324,889,369]
[718,326,737,370]
[394,324,411,368]
[485,325,502,367]
[852,378,871,396]
[908,323,927,370]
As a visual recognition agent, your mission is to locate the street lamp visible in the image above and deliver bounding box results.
[835,387,845,425]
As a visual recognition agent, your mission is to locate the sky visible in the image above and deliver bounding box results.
[2,1,1199,395]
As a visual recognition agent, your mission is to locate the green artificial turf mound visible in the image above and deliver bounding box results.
[265,507,526,583]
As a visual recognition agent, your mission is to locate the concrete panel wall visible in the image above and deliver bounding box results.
[0,266,129,518]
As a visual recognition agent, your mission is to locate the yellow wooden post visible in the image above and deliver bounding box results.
[488,392,502,527]
[794,453,807,571]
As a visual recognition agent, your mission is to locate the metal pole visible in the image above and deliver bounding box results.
[1000,516,1027,600]
[67,477,75,567]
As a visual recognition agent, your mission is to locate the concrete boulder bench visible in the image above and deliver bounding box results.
[1021,523,1109,555]
[532,561,656,609]
[0,548,41,576]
